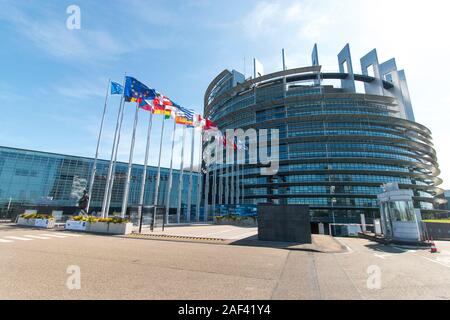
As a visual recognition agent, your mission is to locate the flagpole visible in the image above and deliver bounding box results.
[87,79,110,214]
[164,119,177,226]
[204,163,210,222]
[120,102,140,218]
[236,155,240,204]
[152,117,166,231]
[101,75,126,218]
[224,163,229,205]
[105,79,128,218]
[176,125,187,224]
[137,110,153,229]
[211,163,217,217]
[232,151,236,204]
[186,127,196,223]
[241,161,245,204]
[218,162,223,205]
[196,130,203,222]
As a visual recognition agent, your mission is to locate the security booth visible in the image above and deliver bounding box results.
[377,183,424,243]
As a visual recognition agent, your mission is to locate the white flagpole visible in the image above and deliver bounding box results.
[195,130,203,222]
[105,81,129,218]
[236,155,240,204]
[164,119,177,225]
[186,127,196,223]
[218,163,223,205]
[224,163,229,205]
[152,116,166,231]
[230,152,235,205]
[241,161,245,204]
[211,163,217,216]
[87,79,110,214]
[204,164,210,222]
[176,125,187,223]
[137,110,154,225]
[101,75,126,218]
[121,102,140,218]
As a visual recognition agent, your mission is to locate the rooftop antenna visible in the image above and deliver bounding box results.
[282,48,287,71]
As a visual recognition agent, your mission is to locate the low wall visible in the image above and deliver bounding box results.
[257,204,311,244]
[214,216,257,227]
[425,222,450,241]
[65,220,133,235]
[17,217,55,229]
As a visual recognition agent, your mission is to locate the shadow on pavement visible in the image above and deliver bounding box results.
[364,242,430,254]
[230,234,346,253]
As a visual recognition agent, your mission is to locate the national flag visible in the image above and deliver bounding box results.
[193,114,203,128]
[216,135,237,150]
[175,106,195,127]
[152,92,175,107]
[138,99,153,112]
[175,116,194,126]
[148,99,172,119]
[152,105,171,118]
[203,119,218,131]
[124,77,156,102]
[110,81,124,95]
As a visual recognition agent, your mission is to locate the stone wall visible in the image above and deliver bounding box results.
[257,204,311,243]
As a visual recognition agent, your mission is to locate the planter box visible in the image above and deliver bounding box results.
[17,217,33,227]
[87,222,110,233]
[65,220,88,231]
[107,222,133,235]
[17,218,55,229]
[64,220,133,235]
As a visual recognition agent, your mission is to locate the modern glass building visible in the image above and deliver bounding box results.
[203,44,446,225]
[0,145,198,219]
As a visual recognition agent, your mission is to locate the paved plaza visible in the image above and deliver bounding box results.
[138,224,259,240]
[1,223,450,300]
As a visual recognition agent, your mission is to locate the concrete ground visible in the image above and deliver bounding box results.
[1,223,449,300]
[137,224,258,240]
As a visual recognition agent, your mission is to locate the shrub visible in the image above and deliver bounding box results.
[21,213,54,220]
[69,215,130,224]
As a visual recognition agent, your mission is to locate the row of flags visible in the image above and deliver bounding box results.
[110,77,218,131]
[93,75,248,222]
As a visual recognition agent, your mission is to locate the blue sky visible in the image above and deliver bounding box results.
[0,0,449,189]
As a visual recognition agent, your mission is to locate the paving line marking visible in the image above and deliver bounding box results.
[374,253,392,259]
[5,236,34,241]
[23,235,51,240]
[422,256,450,268]
[334,239,354,255]
[58,233,83,237]
[38,234,69,238]
[0,238,14,243]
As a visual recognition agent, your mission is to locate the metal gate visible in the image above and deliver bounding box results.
[129,206,166,233]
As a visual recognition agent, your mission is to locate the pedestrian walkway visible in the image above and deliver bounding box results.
[0,232,82,244]
[135,224,258,241]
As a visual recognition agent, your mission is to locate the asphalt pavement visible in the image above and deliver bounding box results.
[1,223,449,300]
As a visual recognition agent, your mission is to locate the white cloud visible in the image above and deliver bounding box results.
[54,77,109,100]
[0,1,170,64]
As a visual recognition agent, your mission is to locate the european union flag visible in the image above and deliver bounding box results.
[110,81,124,95]
[124,76,156,102]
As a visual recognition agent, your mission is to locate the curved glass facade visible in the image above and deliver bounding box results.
[204,67,445,223]
[0,146,198,218]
